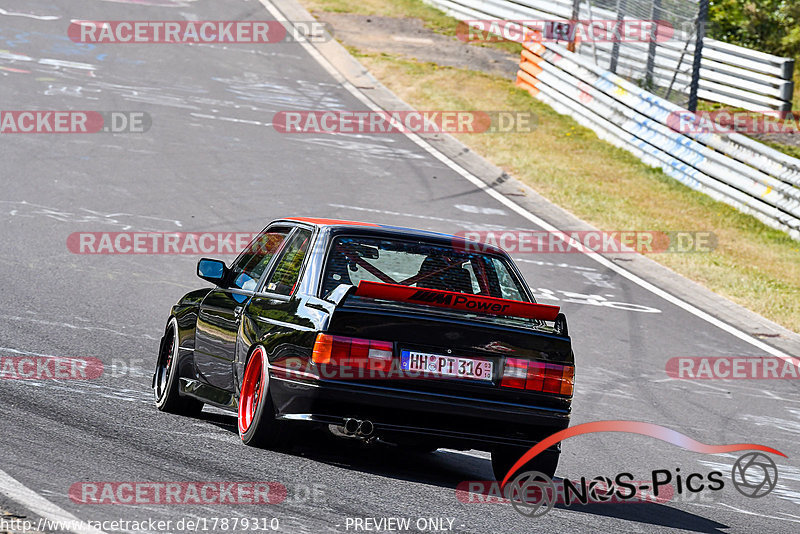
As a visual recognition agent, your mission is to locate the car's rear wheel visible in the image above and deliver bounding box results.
[154,318,203,415]
[491,446,559,482]
[238,346,289,448]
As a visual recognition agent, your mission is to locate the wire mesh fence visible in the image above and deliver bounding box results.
[571,0,707,107]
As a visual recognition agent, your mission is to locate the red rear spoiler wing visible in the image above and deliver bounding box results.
[353,281,560,321]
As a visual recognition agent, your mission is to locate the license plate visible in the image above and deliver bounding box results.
[400,350,493,381]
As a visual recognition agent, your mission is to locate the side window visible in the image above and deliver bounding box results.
[264,229,312,296]
[230,229,290,291]
[491,257,526,301]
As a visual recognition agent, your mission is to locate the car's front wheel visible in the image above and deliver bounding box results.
[238,346,289,448]
[491,446,559,482]
[154,317,203,415]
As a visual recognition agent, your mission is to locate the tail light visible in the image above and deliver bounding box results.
[560,365,575,395]
[312,333,394,372]
[499,358,527,389]
[501,358,574,396]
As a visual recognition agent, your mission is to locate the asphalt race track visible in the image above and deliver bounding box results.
[1,1,799,533]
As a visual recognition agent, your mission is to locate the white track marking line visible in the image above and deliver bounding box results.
[0,8,60,20]
[390,35,434,45]
[259,0,794,363]
[327,203,513,229]
[0,469,106,534]
[0,346,69,358]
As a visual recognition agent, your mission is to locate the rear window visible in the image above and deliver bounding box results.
[321,236,530,302]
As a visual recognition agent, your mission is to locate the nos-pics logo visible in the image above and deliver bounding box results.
[500,421,783,518]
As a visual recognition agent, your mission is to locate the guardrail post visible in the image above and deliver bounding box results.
[644,0,662,91]
[609,0,625,74]
[687,0,709,112]
[567,0,580,53]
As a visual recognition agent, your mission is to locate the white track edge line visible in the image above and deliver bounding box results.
[0,469,106,534]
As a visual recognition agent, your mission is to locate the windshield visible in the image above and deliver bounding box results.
[321,236,530,302]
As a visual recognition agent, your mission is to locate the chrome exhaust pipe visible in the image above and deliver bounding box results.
[343,418,360,436]
[359,420,374,437]
[342,418,374,437]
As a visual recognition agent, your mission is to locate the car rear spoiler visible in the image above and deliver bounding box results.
[351,280,560,321]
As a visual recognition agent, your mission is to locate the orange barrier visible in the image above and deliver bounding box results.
[515,42,547,97]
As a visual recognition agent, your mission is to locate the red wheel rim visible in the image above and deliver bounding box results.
[239,347,265,436]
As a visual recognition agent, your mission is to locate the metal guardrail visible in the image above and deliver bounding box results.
[426,0,800,239]
[428,0,795,111]
[700,39,795,113]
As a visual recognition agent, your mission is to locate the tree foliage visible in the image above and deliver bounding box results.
[708,0,800,58]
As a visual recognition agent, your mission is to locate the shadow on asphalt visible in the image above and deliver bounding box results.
[195,410,729,533]
[550,502,729,533]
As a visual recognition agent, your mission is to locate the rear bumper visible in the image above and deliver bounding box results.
[269,373,570,450]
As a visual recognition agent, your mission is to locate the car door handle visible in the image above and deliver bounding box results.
[234,306,243,318]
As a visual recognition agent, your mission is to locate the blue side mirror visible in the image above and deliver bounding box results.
[197,258,227,285]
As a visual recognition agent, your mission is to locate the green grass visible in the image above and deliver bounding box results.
[304,0,454,30]
[304,0,523,53]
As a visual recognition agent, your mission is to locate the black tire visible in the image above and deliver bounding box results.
[153,318,203,416]
[491,446,559,482]
[238,346,290,448]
